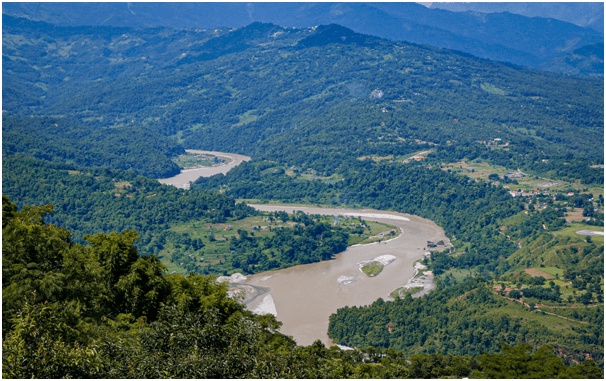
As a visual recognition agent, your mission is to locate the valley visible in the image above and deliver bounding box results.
[2,7,603,378]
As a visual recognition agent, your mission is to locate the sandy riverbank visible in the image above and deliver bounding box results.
[387,261,435,301]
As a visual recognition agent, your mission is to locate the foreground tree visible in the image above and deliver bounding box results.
[471,342,602,379]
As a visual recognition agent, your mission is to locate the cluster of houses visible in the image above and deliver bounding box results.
[503,172,524,179]
[475,138,510,146]
[403,154,426,163]
[370,89,384,98]
[508,189,543,197]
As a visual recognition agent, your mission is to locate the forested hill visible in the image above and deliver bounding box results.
[2,116,183,178]
[3,17,603,172]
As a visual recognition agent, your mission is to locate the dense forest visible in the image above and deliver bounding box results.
[3,17,603,168]
[328,278,603,365]
[2,154,255,245]
[227,218,349,273]
[3,116,183,178]
[3,197,602,378]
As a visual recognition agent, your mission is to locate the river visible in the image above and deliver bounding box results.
[157,149,251,189]
[241,205,450,347]
[158,153,449,347]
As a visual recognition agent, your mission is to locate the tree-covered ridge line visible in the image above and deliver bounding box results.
[3,2,603,70]
[3,18,603,164]
[1,153,256,246]
[2,196,603,378]
[2,116,184,178]
[327,277,604,368]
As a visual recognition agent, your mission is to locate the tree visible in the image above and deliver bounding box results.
[472,343,564,378]
[2,196,73,333]
[84,230,141,313]
[580,291,592,305]
[2,300,103,379]
[114,255,170,321]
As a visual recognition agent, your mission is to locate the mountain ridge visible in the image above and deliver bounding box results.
[2,2,602,71]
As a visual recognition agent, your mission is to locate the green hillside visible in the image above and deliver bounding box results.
[2,116,183,178]
[328,278,603,364]
[3,18,603,165]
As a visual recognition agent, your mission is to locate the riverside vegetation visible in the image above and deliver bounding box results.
[2,196,602,378]
[2,15,604,378]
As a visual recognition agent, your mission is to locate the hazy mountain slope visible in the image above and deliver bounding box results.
[2,2,603,69]
[371,2,602,60]
[3,19,603,166]
[429,2,604,33]
[539,42,604,76]
[0,2,252,29]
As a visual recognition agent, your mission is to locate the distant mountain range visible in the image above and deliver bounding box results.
[429,2,604,33]
[2,2,603,74]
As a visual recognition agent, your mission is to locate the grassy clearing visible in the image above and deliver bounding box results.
[361,261,384,277]
[172,152,227,169]
[538,267,565,277]
[555,224,604,236]
[481,82,507,95]
[356,155,394,162]
[234,109,260,126]
[441,160,512,181]
[488,300,584,331]
[553,224,604,244]
[298,172,345,183]
[352,223,399,245]
[441,268,478,282]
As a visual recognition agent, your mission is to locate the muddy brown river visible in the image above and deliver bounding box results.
[243,205,450,347]
[158,153,449,347]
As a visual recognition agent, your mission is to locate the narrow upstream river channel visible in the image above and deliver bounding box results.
[157,149,251,189]
[157,152,450,347]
